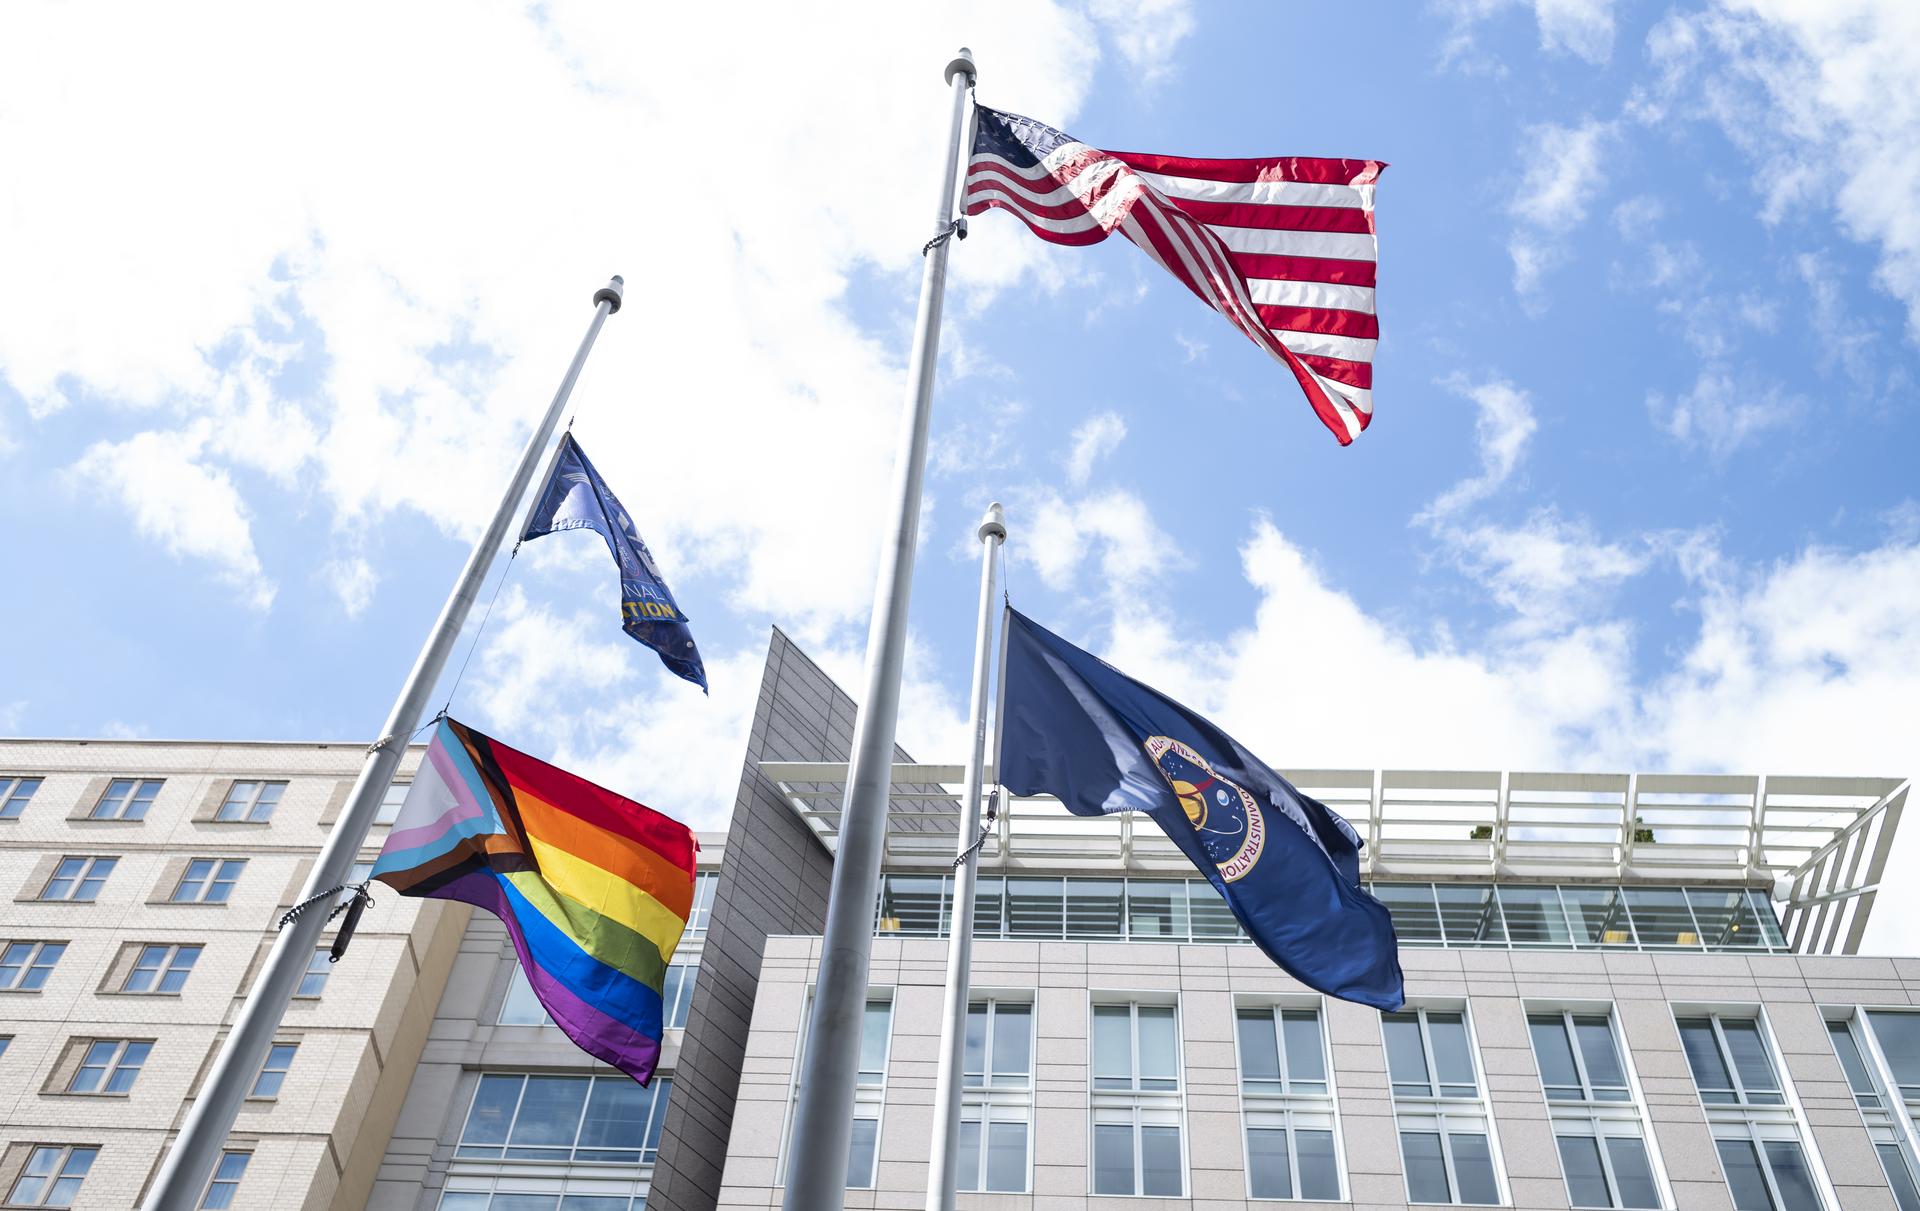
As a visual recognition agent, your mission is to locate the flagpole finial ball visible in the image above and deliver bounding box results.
[978,501,1006,542]
[945,48,976,85]
[593,276,624,314]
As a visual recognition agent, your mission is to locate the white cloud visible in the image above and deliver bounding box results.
[69,424,276,609]
[323,557,379,618]
[1418,376,1538,522]
[0,0,1140,631]
[1647,369,1802,458]
[1507,119,1615,294]
[1438,0,1618,70]
[1644,0,1920,340]
[1022,487,1180,600]
[1064,411,1127,486]
[1086,0,1197,83]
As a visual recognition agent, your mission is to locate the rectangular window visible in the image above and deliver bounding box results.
[458,1073,672,1165]
[1498,886,1572,946]
[685,871,717,936]
[198,1151,248,1210]
[0,777,42,820]
[170,858,243,904]
[251,1043,297,1098]
[498,964,552,1026]
[1436,885,1505,945]
[1385,1007,1500,1205]
[1090,1001,1184,1197]
[296,949,331,997]
[1837,1014,1920,1211]
[782,996,892,1189]
[662,961,697,1030]
[89,777,161,821]
[957,999,1033,1193]
[39,858,114,903]
[1678,1010,1822,1211]
[374,781,410,825]
[4,1146,96,1207]
[215,780,284,822]
[876,874,945,936]
[67,1039,150,1094]
[1238,1004,1340,1200]
[0,942,65,992]
[1527,1009,1661,1208]
[122,944,201,994]
[1126,880,1189,939]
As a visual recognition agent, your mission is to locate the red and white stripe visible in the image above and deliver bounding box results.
[966,140,1383,444]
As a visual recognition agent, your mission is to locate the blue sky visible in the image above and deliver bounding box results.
[3,2,1918,940]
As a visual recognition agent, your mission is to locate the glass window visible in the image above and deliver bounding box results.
[123,944,200,994]
[1574,1015,1630,1097]
[964,1000,1032,1088]
[958,1117,1029,1194]
[1869,1011,1920,1098]
[1562,887,1635,946]
[1878,1144,1920,1211]
[1688,888,1762,948]
[1284,1010,1328,1087]
[1428,1013,1478,1097]
[0,777,42,819]
[1138,1005,1178,1089]
[1748,891,1788,948]
[857,999,891,1085]
[374,781,409,825]
[499,964,552,1026]
[876,875,944,936]
[0,941,65,991]
[1093,1004,1135,1090]
[1530,1014,1583,1100]
[846,1117,878,1188]
[1093,1123,1133,1195]
[1499,886,1572,945]
[972,875,1005,938]
[198,1151,248,1210]
[1764,1139,1821,1211]
[1238,1009,1283,1094]
[1717,1139,1774,1211]
[1677,1017,1737,1101]
[5,1146,97,1207]
[1189,881,1241,938]
[1678,1014,1782,1105]
[1623,888,1700,947]
[1828,1020,1880,1103]
[1376,884,1443,943]
[1140,1125,1182,1196]
[1297,1128,1340,1200]
[1237,1006,1327,1096]
[1450,1132,1500,1204]
[1721,1019,1783,1102]
[1401,1131,1451,1202]
[1247,1127,1291,1198]
[662,961,697,1029]
[297,948,331,997]
[251,1043,297,1098]
[170,858,243,904]
[41,856,115,902]
[1559,1135,1610,1208]
[68,1038,150,1093]
[1006,877,1063,937]
[1607,1136,1662,1209]
[1436,884,1505,944]
[1384,1012,1433,1097]
[685,871,717,935]
[1065,879,1123,938]
[215,780,284,823]
[1126,880,1188,939]
[1533,1011,1632,1102]
[458,1073,671,1165]
[91,777,162,820]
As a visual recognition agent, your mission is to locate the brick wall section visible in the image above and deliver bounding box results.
[721,937,1920,1210]
[648,627,927,1211]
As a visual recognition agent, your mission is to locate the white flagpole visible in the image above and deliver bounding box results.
[783,47,976,1211]
[925,502,1006,1210]
[140,276,625,1211]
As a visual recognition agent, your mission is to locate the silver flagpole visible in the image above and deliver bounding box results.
[140,275,625,1211]
[783,47,976,1211]
[925,502,1005,1210]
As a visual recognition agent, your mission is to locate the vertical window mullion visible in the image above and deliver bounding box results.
[1710,1016,1748,1103]
[1436,1113,1463,1203]
[1592,1117,1626,1209]
[1751,1136,1796,1211]
[1418,1010,1441,1096]
[1272,1009,1290,1092]
[1563,1011,1596,1101]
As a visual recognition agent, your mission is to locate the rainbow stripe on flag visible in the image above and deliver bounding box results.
[372,716,696,1084]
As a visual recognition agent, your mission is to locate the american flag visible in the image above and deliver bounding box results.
[964,105,1383,444]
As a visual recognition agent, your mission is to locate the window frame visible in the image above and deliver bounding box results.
[88,777,162,821]
[1235,997,1344,1202]
[295,948,332,998]
[777,989,894,1190]
[250,1042,298,1100]
[65,1037,152,1095]
[1675,1006,1833,1211]
[197,1150,249,1209]
[4,1144,98,1207]
[38,857,115,903]
[1525,1003,1668,1210]
[455,1071,674,1167]
[1834,1008,1920,1211]
[169,858,245,905]
[956,995,1035,1194]
[1382,1003,1507,1207]
[0,777,43,820]
[121,943,201,995]
[214,780,285,823]
[1088,995,1188,1198]
[0,942,65,992]
[374,781,410,825]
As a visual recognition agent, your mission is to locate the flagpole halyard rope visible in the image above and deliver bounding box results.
[442,549,519,716]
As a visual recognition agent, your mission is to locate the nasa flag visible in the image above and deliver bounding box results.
[996,607,1402,1009]
[520,433,707,692]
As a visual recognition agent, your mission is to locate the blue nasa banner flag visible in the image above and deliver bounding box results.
[520,433,707,692]
[996,607,1402,1010]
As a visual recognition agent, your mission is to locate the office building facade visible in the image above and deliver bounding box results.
[0,630,1912,1211]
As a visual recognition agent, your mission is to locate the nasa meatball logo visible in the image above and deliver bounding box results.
[1144,735,1265,882]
